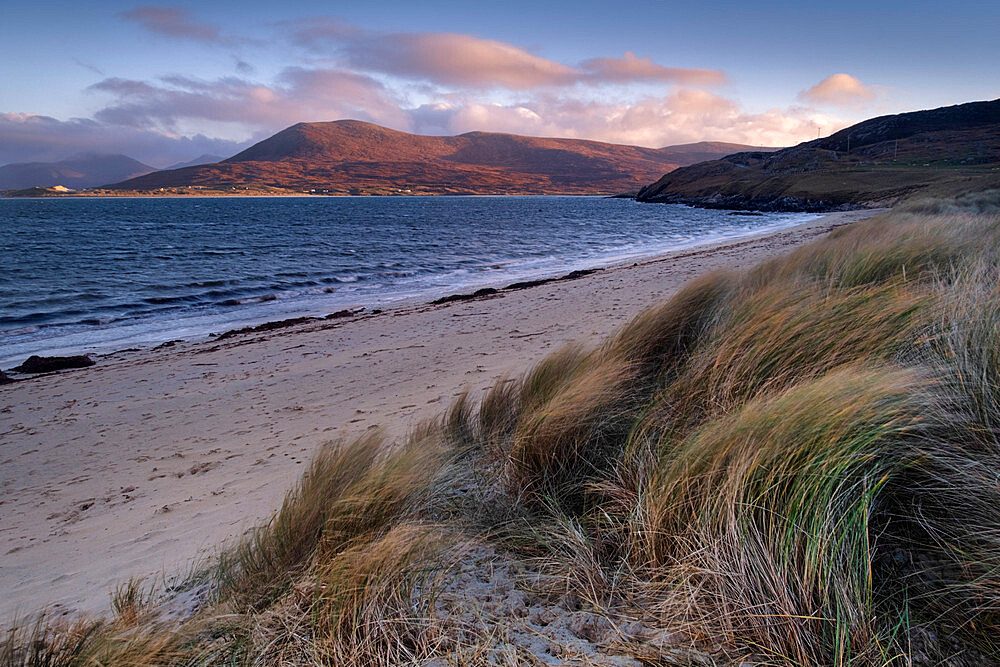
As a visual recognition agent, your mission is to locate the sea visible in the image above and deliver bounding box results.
[0,196,817,368]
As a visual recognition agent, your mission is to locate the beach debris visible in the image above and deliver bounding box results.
[12,354,95,374]
[505,267,601,291]
[216,316,318,341]
[326,305,366,319]
[432,287,499,305]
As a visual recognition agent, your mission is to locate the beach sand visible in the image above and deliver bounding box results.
[0,209,878,621]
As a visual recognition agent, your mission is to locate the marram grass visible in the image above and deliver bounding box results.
[6,191,1000,666]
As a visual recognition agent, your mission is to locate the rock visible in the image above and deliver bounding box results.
[12,354,95,374]
[0,370,14,384]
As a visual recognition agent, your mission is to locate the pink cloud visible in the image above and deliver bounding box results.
[412,90,843,148]
[579,52,726,86]
[292,21,725,90]
[799,73,877,108]
[343,32,579,89]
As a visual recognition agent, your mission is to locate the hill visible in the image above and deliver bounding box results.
[104,121,773,195]
[636,98,1000,210]
[0,153,155,190]
[164,154,226,170]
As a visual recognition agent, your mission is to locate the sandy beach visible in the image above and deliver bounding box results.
[0,209,878,621]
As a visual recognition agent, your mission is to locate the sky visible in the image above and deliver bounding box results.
[1,1,997,167]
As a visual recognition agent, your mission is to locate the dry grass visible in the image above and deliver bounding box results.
[8,192,1000,665]
[642,368,939,664]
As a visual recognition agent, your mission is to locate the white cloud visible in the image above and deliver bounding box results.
[799,73,877,109]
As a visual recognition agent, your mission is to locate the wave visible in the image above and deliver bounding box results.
[217,293,278,307]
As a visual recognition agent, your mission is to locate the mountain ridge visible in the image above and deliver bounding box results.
[105,121,777,195]
[635,99,1000,211]
[0,153,156,190]
[165,154,226,170]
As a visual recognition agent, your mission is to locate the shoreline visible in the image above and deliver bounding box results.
[1,191,625,199]
[0,208,880,622]
[1,207,825,371]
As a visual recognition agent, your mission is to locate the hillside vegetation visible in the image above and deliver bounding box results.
[637,99,1000,211]
[6,192,1000,665]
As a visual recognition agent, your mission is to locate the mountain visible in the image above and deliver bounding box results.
[104,121,772,195]
[0,153,155,190]
[636,99,1000,211]
[655,142,778,167]
[164,154,226,170]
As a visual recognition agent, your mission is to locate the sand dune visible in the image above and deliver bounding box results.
[0,209,877,621]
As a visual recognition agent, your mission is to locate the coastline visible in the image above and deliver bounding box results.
[0,202,826,370]
[0,208,879,621]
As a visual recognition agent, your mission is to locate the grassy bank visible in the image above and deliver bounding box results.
[6,192,1000,665]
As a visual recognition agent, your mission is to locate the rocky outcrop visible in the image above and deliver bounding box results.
[12,354,95,374]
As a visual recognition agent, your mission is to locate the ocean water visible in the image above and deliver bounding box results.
[0,196,816,368]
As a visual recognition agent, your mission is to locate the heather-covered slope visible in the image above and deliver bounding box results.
[637,99,1000,210]
[8,192,1000,665]
[106,121,771,195]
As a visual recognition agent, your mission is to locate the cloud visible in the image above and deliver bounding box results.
[87,68,409,133]
[410,89,840,148]
[0,113,247,167]
[579,52,726,86]
[799,73,877,108]
[291,21,725,90]
[344,32,579,89]
[120,5,225,44]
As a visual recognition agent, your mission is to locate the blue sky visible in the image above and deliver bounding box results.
[1,0,997,166]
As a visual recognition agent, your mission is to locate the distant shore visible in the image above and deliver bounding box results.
[0,208,879,621]
[1,188,627,198]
